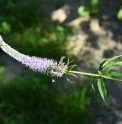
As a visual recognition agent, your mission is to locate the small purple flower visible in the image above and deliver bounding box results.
[0,35,67,77]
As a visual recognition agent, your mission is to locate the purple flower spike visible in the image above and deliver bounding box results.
[0,35,67,77]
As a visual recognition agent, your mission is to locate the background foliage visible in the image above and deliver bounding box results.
[0,74,95,124]
[0,0,96,123]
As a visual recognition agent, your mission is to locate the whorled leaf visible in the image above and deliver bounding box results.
[91,83,95,93]
[101,61,122,72]
[97,78,108,107]
[99,55,122,71]
[99,59,108,71]
[103,71,122,78]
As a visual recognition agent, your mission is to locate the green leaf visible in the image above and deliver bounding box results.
[56,25,64,32]
[99,55,122,71]
[68,64,77,71]
[103,71,122,77]
[99,59,108,71]
[102,61,122,72]
[90,0,99,14]
[90,0,98,6]
[78,5,91,16]
[91,5,99,14]
[66,58,70,65]
[65,75,74,83]
[91,83,95,93]
[103,55,122,66]
[117,8,122,20]
[66,71,78,78]
[97,78,108,107]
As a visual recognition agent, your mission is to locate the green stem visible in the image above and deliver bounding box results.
[69,71,100,77]
[69,71,122,82]
[102,76,122,82]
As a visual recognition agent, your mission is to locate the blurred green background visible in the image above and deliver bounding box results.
[0,0,71,59]
[0,0,97,124]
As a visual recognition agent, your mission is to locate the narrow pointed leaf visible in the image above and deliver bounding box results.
[66,58,70,65]
[99,55,122,71]
[68,64,77,71]
[102,55,122,66]
[91,84,95,93]
[99,59,108,71]
[66,72,78,78]
[102,61,122,72]
[103,71,122,77]
[65,75,74,83]
[97,78,108,107]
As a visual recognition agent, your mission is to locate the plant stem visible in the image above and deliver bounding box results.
[69,70,122,82]
[69,71,100,77]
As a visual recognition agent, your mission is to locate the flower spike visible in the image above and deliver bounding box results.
[0,35,67,77]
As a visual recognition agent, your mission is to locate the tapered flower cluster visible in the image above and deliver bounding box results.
[0,35,67,77]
